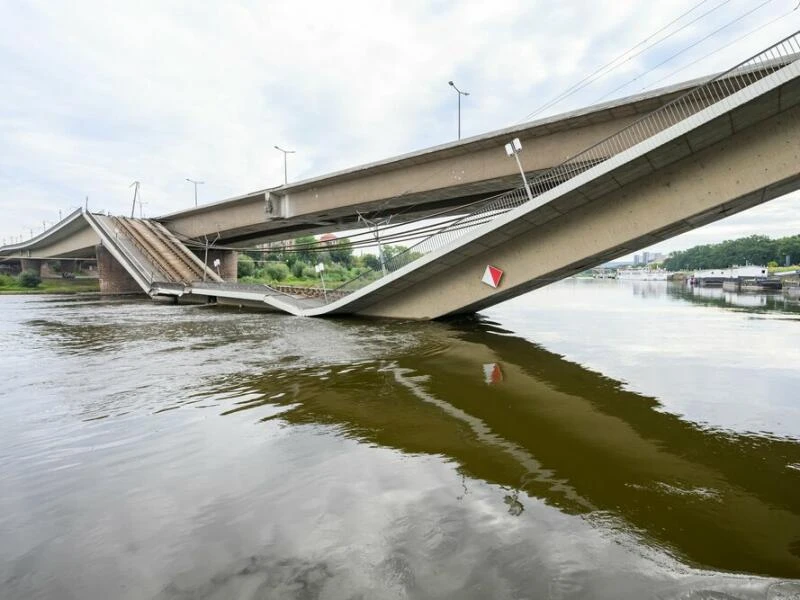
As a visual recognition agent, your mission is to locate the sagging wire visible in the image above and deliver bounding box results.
[590,0,777,105]
[516,0,729,124]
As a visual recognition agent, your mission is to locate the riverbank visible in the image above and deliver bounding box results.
[0,278,99,295]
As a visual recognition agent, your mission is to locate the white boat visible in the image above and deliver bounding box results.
[616,267,669,281]
[690,265,770,287]
[692,266,769,280]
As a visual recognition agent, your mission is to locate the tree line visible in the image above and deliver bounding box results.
[662,234,800,270]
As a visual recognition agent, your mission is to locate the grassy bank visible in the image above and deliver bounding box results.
[0,277,100,295]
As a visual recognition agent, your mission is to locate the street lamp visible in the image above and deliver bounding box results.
[504,138,535,203]
[185,178,204,207]
[274,145,295,185]
[129,180,141,218]
[448,80,469,140]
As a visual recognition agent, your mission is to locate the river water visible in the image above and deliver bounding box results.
[1,279,799,599]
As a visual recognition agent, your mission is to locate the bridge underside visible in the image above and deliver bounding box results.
[158,76,724,247]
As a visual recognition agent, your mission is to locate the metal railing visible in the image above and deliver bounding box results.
[148,220,223,282]
[326,32,800,302]
[84,212,163,287]
[107,216,175,283]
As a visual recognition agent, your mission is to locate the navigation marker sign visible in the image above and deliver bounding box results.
[481,265,503,288]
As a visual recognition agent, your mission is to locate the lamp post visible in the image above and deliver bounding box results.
[504,138,535,203]
[448,80,469,140]
[129,181,141,218]
[185,178,204,207]
[274,145,295,185]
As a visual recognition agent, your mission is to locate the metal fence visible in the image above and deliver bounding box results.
[87,212,167,287]
[328,32,800,302]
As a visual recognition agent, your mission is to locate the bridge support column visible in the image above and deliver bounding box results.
[40,261,60,278]
[95,245,143,294]
[20,258,41,276]
[200,249,238,282]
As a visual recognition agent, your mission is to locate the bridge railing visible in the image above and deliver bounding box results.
[107,216,174,284]
[84,211,163,288]
[328,32,800,302]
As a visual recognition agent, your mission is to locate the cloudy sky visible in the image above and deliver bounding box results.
[1,0,799,254]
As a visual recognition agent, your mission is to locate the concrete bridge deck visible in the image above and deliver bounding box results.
[157,67,770,246]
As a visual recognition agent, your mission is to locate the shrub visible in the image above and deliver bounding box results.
[237,254,255,278]
[0,274,16,287]
[291,261,309,279]
[18,269,41,288]
[323,263,347,281]
[265,263,289,282]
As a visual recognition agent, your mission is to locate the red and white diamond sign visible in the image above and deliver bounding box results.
[481,265,503,288]
[483,363,504,385]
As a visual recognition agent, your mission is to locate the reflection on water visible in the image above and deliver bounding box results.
[203,320,800,578]
[668,282,800,313]
[596,278,800,313]
[1,288,799,599]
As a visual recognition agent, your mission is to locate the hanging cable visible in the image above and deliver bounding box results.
[634,4,799,93]
[590,0,776,105]
[516,0,729,124]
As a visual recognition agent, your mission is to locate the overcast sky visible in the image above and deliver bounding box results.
[1,0,799,254]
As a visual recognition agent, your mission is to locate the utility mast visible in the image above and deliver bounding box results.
[129,181,141,218]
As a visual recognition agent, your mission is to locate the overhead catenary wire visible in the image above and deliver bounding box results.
[515,0,729,124]
[180,203,503,256]
[178,185,518,255]
[632,3,799,94]
[590,0,778,105]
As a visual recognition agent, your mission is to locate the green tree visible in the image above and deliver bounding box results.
[662,234,797,271]
[264,263,289,282]
[293,235,318,264]
[361,253,381,271]
[18,269,41,288]
[237,254,255,278]
[329,238,354,268]
[323,263,348,281]
[291,260,309,279]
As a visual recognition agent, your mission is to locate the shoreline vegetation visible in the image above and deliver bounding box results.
[235,235,421,289]
[662,234,800,271]
[0,272,99,295]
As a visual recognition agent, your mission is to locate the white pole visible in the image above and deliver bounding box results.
[512,152,535,203]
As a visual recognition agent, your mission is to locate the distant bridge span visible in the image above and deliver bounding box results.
[157,75,727,246]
